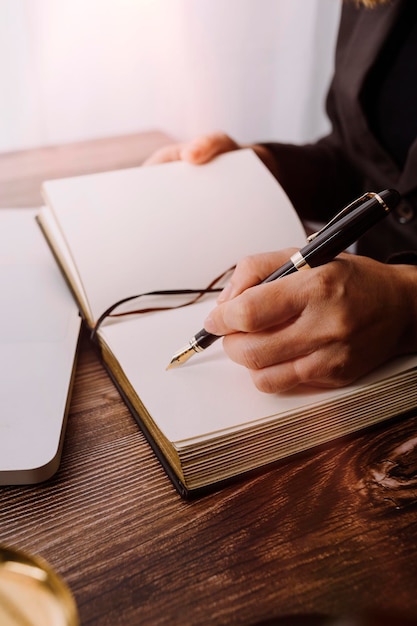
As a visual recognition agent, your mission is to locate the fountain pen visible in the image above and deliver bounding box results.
[167,188,400,369]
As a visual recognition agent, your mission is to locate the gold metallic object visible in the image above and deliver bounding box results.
[373,191,390,212]
[0,546,79,626]
[289,251,311,271]
[167,343,199,369]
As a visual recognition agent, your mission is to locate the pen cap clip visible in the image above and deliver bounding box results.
[306,193,376,242]
[301,188,399,268]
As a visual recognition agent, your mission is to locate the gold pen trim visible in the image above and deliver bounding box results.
[290,251,311,271]
[373,192,390,213]
[306,191,378,242]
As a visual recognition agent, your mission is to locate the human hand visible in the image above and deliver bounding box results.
[203,251,417,393]
[142,132,240,166]
[143,131,278,175]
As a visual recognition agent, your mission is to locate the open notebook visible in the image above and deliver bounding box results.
[0,209,81,484]
[36,150,417,498]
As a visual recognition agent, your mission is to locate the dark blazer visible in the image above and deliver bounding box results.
[263,0,417,262]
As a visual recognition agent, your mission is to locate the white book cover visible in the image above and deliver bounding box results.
[0,209,81,484]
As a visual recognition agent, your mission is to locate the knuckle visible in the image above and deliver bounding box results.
[196,134,214,150]
[234,255,264,284]
[294,357,324,385]
[325,349,356,386]
[234,296,261,332]
[196,133,227,153]
[223,334,265,370]
[292,358,312,385]
[251,370,277,394]
[240,342,264,370]
[236,254,258,274]
[250,366,300,394]
[314,262,349,307]
[314,266,339,300]
[294,348,356,387]
[212,131,233,147]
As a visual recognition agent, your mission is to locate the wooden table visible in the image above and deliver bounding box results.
[1,132,417,626]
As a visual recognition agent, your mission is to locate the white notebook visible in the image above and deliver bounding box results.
[36,150,417,497]
[0,209,81,484]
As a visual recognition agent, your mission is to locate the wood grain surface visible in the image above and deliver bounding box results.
[1,133,417,626]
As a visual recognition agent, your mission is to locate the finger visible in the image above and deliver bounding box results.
[217,249,298,303]
[180,132,239,164]
[249,360,304,393]
[221,326,351,384]
[214,256,355,334]
[205,276,303,336]
[142,143,186,165]
[204,276,292,335]
[221,321,317,371]
[248,345,360,394]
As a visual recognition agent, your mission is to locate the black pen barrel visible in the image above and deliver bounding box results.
[302,189,399,267]
[195,328,219,349]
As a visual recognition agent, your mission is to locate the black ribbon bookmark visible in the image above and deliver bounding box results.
[90,265,235,342]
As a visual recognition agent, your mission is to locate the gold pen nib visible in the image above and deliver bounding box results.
[166,344,197,370]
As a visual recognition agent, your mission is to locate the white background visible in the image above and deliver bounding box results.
[0,0,341,153]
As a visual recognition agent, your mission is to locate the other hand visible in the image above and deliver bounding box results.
[143,132,240,166]
[143,131,277,174]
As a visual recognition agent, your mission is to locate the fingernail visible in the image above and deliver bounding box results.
[203,315,218,334]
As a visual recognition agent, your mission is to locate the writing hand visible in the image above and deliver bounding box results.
[203,250,417,393]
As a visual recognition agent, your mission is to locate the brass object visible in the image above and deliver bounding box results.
[0,546,79,626]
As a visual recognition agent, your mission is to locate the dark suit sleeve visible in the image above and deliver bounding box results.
[259,5,365,223]
[258,2,417,261]
[260,132,362,223]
